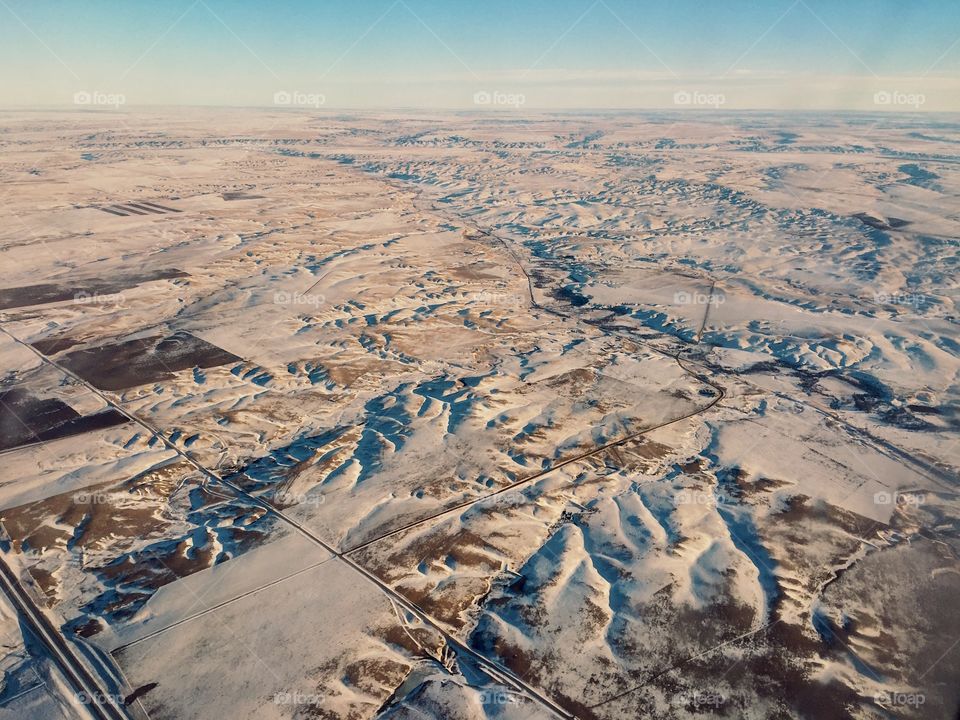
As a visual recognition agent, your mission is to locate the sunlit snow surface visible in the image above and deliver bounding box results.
[0,110,957,719]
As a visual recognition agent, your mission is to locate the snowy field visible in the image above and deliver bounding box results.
[0,110,957,719]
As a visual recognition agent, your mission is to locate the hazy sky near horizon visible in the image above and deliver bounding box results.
[2,0,959,110]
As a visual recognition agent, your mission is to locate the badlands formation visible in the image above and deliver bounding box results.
[0,110,957,719]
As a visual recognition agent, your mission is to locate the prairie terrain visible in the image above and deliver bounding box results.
[0,110,957,720]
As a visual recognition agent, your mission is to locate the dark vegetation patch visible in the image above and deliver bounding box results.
[0,388,127,451]
[34,331,240,391]
[0,268,186,310]
[222,191,265,200]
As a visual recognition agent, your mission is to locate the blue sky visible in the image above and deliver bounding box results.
[2,0,959,109]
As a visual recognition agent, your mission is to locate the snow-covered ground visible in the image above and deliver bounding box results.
[0,110,957,719]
